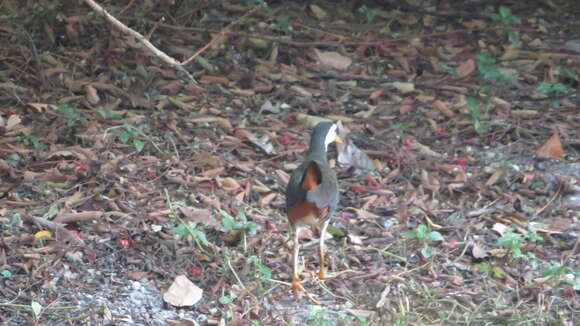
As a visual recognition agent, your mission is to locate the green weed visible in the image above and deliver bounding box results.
[118,123,146,152]
[536,82,568,108]
[401,224,444,259]
[57,104,87,127]
[488,5,521,45]
[497,224,542,259]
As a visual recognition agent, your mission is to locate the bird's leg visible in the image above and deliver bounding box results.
[317,220,353,280]
[270,228,320,304]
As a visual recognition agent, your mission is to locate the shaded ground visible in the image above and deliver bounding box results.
[0,0,579,325]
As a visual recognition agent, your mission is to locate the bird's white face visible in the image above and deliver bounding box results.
[324,124,340,150]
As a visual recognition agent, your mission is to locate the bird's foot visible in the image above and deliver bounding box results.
[317,269,355,280]
[269,277,321,305]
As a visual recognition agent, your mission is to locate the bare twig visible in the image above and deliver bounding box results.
[83,0,196,83]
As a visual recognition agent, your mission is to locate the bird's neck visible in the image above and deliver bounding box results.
[306,137,328,162]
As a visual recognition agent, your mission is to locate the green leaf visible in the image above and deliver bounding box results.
[427,231,444,241]
[256,261,272,280]
[173,223,188,237]
[401,231,417,238]
[31,301,42,318]
[133,139,145,152]
[244,221,258,235]
[508,30,521,45]
[416,224,428,238]
[219,295,232,304]
[421,246,433,258]
[222,216,235,231]
[499,6,511,20]
[119,131,130,144]
[193,229,209,246]
[97,108,122,120]
[466,96,479,109]
[488,13,500,21]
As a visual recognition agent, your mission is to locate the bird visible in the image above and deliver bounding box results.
[272,121,350,304]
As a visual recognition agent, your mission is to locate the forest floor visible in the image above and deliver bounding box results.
[0,0,579,325]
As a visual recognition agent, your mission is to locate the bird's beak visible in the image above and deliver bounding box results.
[335,136,343,144]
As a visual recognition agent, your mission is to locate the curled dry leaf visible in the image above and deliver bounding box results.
[536,131,563,160]
[409,141,443,157]
[219,177,240,191]
[191,116,232,130]
[313,49,352,70]
[85,84,100,105]
[234,128,277,155]
[420,169,440,194]
[296,113,331,127]
[178,207,219,228]
[472,243,488,259]
[6,114,22,131]
[456,59,475,78]
[163,275,203,307]
[432,100,455,119]
[336,121,374,171]
[391,81,415,93]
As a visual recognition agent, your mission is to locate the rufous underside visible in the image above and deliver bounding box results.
[288,163,328,227]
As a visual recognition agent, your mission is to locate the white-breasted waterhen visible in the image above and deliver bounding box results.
[272,121,351,304]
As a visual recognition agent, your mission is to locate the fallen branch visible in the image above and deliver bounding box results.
[83,0,196,83]
[83,0,265,84]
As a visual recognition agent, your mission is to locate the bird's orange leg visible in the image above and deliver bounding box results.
[317,220,354,280]
[270,229,320,304]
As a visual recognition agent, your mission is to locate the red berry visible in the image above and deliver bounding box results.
[117,239,129,248]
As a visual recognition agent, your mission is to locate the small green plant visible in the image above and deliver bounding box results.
[0,269,12,278]
[497,225,543,259]
[97,108,123,120]
[18,132,47,150]
[247,256,271,281]
[358,5,378,24]
[118,123,146,152]
[401,224,444,259]
[466,96,490,134]
[306,306,368,326]
[488,5,522,45]
[221,210,257,235]
[57,104,87,127]
[218,291,238,305]
[270,12,291,32]
[388,122,411,131]
[542,262,580,290]
[536,82,568,108]
[172,221,210,252]
[475,51,518,93]
[31,300,43,322]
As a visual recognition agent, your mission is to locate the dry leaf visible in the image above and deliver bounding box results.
[485,168,504,186]
[336,122,374,171]
[296,113,332,128]
[309,4,327,20]
[536,132,563,159]
[85,84,100,105]
[472,243,488,259]
[420,169,440,193]
[234,128,277,155]
[432,100,455,119]
[163,275,203,307]
[313,49,352,70]
[456,59,475,78]
[191,116,232,130]
[392,82,415,93]
[6,114,22,130]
